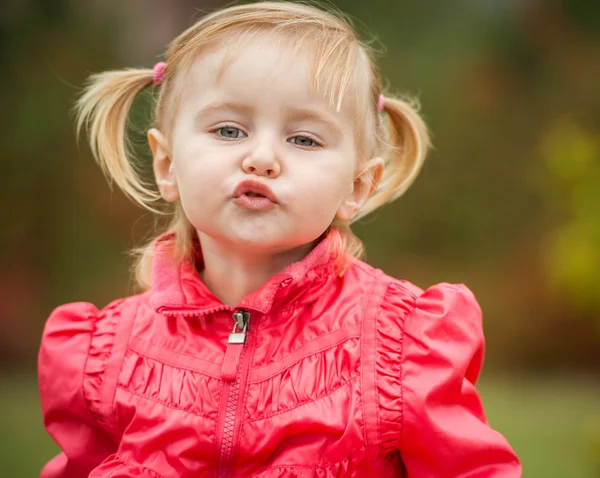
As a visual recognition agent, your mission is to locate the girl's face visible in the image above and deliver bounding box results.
[149,35,378,254]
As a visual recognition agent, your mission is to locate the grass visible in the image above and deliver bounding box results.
[1,371,598,476]
[0,372,59,477]
[478,375,600,478]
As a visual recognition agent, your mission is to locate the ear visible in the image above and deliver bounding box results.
[336,157,384,222]
[148,128,179,202]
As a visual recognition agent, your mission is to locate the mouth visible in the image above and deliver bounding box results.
[233,179,278,209]
[233,179,278,202]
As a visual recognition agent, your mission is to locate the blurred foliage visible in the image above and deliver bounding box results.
[541,120,600,317]
[1,0,599,370]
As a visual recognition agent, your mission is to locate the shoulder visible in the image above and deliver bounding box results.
[376,276,484,368]
[39,292,150,374]
[379,271,482,333]
[398,281,483,347]
[38,297,129,383]
[342,258,423,302]
[345,258,482,330]
[40,293,145,350]
[39,293,147,424]
[372,274,485,452]
[345,257,425,293]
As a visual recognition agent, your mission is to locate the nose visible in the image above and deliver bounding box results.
[241,136,281,178]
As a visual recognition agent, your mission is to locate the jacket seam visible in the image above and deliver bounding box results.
[82,303,123,441]
[360,271,388,462]
[373,283,387,450]
[244,373,359,423]
[397,289,420,450]
[81,308,101,431]
[250,330,361,384]
[115,385,218,421]
[108,299,140,434]
[129,335,222,368]
[126,342,222,379]
[252,322,360,372]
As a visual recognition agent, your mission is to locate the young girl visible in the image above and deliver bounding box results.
[39,2,521,477]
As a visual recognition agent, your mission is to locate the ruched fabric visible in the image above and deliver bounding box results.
[375,281,419,453]
[246,336,361,419]
[38,302,118,477]
[118,347,223,420]
[38,229,521,477]
[243,454,401,477]
[83,299,123,435]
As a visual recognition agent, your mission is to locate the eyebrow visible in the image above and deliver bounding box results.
[285,106,343,139]
[194,101,254,119]
[194,101,343,139]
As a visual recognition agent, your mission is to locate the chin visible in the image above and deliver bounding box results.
[226,226,322,255]
[226,230,296,252]
[198,215,327,253]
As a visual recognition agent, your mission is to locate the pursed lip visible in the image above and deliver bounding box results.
[233,179,278,203]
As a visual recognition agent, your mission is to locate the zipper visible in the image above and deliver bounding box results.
[159,305,230,317]
[217,309,252,478]
[220,311,250,380]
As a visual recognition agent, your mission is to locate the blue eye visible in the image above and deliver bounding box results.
[290,136,318,148]
[217,127,246,139]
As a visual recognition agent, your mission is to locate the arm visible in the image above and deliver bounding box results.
[38,302,117,477]
[399,283,521,477]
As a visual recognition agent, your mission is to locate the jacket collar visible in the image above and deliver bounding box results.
[150,228,343,316]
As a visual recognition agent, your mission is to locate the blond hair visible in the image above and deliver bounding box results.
[74,1,431,289]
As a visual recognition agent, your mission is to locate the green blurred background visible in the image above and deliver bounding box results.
[1,0,599,476]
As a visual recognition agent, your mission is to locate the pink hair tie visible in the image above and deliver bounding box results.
[378,94,385,112]
[152,62,167,86]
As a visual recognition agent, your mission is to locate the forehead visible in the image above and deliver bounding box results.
[178,29,364,117]
[189,39,313,104]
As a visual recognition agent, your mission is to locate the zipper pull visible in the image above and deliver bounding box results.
[228,311,250,344]
[221,310,251,381]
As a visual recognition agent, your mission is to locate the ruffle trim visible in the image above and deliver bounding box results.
[83,298,124,434]
[375,281,419,453]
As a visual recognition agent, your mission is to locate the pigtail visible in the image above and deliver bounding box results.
[356,95,431,219]
[74,68,162,210]
[131,203,195,291]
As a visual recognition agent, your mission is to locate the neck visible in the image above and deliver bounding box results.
[197,232,315,306]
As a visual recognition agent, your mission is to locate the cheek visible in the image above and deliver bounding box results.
[296,163,353,212]
[173,149,227,195]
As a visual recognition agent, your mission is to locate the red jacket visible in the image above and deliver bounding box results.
[39,229,521,477]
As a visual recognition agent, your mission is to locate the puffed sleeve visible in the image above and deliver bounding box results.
[399,283,521,477]
[38,302,117,478]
